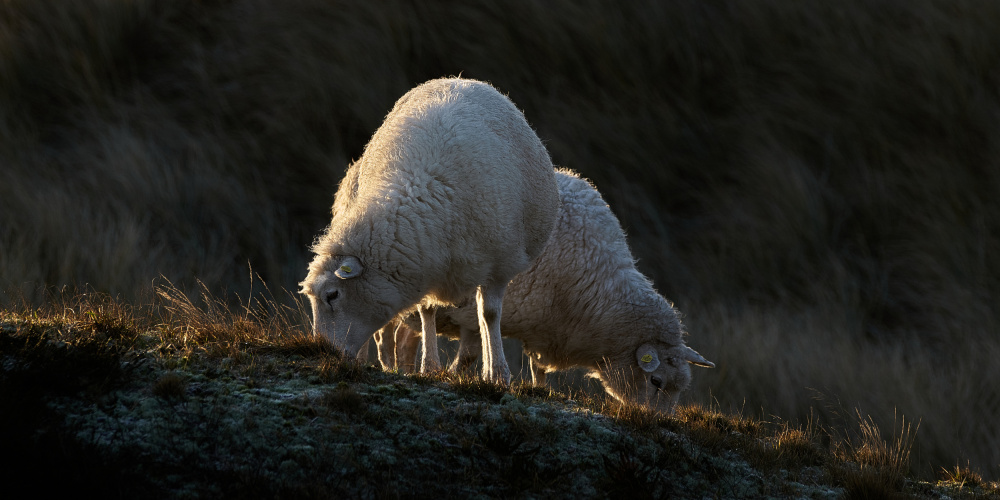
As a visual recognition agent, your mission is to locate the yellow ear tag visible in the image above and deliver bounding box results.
[340,265,352,273]
[641,354,653,363]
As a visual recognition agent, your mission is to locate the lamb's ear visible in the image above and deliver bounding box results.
[334,256,364,279]
[636,343,661,372]
[680,346,715,368]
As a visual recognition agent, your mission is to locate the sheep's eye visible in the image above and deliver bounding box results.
[326,290,340,305]
[650,376,663,389]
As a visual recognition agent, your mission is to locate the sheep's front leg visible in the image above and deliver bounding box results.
[477,282,511,385]
[448,325,481,374]
[528,353,547,386]
[419,305,442,372]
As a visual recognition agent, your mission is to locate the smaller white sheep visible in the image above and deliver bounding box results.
[300,78,560,385]
[379,169,714,413]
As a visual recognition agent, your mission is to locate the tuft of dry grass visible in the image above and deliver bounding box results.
[154,278,317,358]
[578,391,668,436]
[828,411,920,499]
[762,424,827,471]
[315,354,375,384]
[0,289,147,400]
[446,372,512,403]
[510,381,558,401]
[937,464,1000,499]
[940,462,986,489]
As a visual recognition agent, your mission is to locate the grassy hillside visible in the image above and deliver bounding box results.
[2,290,995,498]
[2,0,1000,481]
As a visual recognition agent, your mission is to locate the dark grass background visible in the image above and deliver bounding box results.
[2,0,999,480]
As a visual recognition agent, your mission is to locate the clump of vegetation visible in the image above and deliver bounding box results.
[151,371,187,400]
[318,382,367,415]
[941,462,986,489]
[446,371,512,403]
[828,412,920,499]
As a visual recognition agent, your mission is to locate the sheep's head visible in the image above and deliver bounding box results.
[597,342,714,414]
[299,254,401,357]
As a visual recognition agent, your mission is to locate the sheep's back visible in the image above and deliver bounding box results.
[325,78,559,306]
[500,171,640,357]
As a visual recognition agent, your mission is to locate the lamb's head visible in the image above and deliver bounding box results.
[597,342,715,414]
[300,254,401,357]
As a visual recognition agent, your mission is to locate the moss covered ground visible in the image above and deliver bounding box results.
[2,294,996,499]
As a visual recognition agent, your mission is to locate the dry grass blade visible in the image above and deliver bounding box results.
[154,278,321,358]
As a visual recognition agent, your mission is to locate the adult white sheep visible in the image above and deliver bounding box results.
[379,169,714,413]
[300,77,560,385]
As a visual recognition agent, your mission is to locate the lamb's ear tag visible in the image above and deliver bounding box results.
[636,344,660,372]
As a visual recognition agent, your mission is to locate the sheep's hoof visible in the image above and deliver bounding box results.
[420,360,442,373]
[484,369,512,387]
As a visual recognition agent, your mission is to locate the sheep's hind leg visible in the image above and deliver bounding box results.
[373,325,394,371]
[477,282,511,386]
[528,354,547,386]
[448,326,481,374]
[395,321,420,374]
[419,305,442,372]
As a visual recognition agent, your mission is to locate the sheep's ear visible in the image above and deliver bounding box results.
[334,256,364,279]
[636,343,661,372]
[680,346,715,368]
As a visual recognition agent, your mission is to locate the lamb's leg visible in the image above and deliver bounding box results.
[374,324,395,371]
[528,354,547,386]
[448,325,481,373]
[418,305,441,372]
[358,339,370,363]
[477,282,511,385]
[395,321,420,374]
